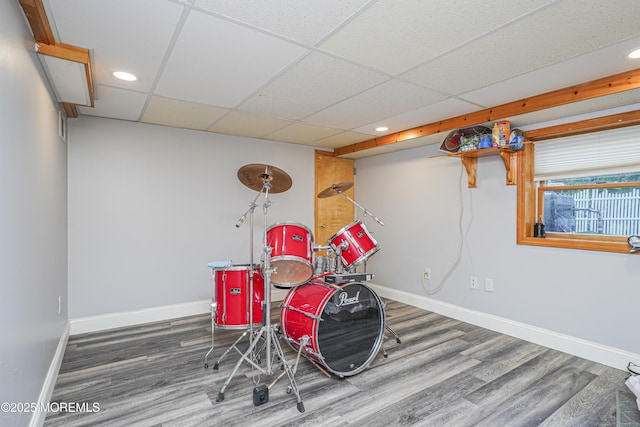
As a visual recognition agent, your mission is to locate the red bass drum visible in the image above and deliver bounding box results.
[280,280,385,377]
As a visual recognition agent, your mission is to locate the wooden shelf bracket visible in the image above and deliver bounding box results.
[449,146,520,188]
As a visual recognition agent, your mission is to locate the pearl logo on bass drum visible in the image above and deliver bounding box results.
[336,290,360,307]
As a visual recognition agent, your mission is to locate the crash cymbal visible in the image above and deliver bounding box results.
[317,182,353,198]
[237,163,292,193]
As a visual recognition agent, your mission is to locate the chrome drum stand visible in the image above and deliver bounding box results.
[211,164,305,412]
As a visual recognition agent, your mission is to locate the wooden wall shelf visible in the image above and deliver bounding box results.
[448,146,520,188]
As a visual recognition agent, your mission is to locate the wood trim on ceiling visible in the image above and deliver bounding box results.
[36,42,95,108]
[61,102,79,118]
[522,109,640,141]
[20,0,95,110]
[335,68,640,157]
[18,0,55,44]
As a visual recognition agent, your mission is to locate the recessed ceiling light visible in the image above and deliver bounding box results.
[113,71,138,81]
[375,126,389,132]
[628,48,640,59]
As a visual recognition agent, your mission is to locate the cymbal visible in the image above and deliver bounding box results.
[317,182,353,198]
[237,163,292,193]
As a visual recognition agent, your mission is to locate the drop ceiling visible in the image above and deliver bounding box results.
[33,0,640,158]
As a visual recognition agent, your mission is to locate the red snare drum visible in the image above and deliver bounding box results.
[266,222,313,287]
[328,220,380,269]
[213,265,264,329]
[280,280,385,377]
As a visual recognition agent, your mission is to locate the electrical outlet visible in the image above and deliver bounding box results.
[485,278,494,292]
[470,276,478,289]
[424,268,431,280]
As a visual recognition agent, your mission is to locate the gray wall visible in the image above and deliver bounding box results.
[68,116,316,318]
[356,143,640,356]
[4,0,640,422]
[0,2,69,426]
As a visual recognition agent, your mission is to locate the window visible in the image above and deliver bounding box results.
[517,122,640,253]
[541,174,640,236]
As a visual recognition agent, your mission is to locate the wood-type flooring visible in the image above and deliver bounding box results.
[44,299,639,426]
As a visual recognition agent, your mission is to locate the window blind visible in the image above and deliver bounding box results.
[534,125,640,181]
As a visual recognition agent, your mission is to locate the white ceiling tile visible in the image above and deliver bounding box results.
[77,85,148,121]
[192,0,371,46]
[305,79,448,130]
[154,9,307,107]
[39,0,640,156]
[208,111,292,138]
[352,98,481,135]
[240,52,388,120]
[460,35,640,107]
[403,0,640,95]
[264,122,343,144]
[46,0,183,92]
[319,0,550,75]
[312,130,373,149]
[140,96,229,130]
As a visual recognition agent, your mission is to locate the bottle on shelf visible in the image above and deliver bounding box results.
[492,122,500,147]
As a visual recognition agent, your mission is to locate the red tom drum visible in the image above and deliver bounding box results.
[328,220,380,269]
[280,280,385,377]
[213,265,264,329]
[266,222,314,287]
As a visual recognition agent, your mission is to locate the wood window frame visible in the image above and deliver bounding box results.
[517,110,640,254]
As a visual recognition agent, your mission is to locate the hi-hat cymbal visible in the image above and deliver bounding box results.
[237,163,292,193]
[317,182,353,198]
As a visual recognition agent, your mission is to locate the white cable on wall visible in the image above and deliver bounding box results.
[422,162,465,295]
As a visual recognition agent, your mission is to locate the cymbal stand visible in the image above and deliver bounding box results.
[335,190,385,228]
[334,191,400,345]
[216,180,305,412]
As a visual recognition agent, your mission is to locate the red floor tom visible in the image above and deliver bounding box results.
[280,280,385,377]
[213,264,264,329]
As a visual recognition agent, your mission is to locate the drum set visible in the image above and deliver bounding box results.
[204,163,399,412]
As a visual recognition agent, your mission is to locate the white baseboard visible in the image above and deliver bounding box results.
[67,285,638,372]
[70,289,289,335]
[368,283,640,372]
[29,322,70,427]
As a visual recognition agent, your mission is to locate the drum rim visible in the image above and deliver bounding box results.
[340,244,381,268]
[268,256,313,286]
[327,219,363,243]
[266,221,314,235]
[214,321,263,330]
[317,281,385,377]
[212,263,260,271]
[271,255,314,264]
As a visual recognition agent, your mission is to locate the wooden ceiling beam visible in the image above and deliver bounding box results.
[19,0,95,110]
[523,109,640,141]
[335,68,640,156]
[18,0,55,44]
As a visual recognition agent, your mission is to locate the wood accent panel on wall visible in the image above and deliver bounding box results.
[314,151,355,252]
